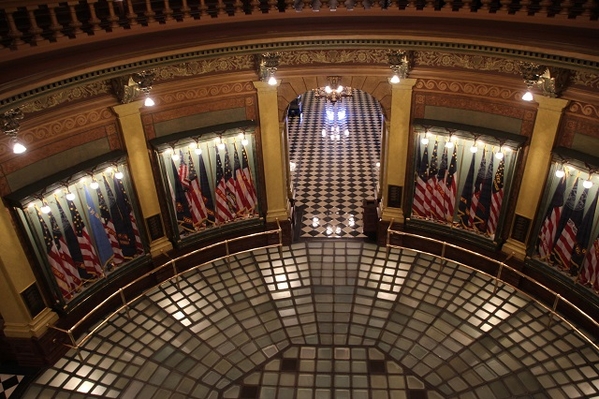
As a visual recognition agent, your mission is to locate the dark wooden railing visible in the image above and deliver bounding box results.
[1,0,597,52]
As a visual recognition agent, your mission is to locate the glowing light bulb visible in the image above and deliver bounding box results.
[375,162,380,168]
[325,86,332,94]
[470,145,478,153]
[12,141,26,154]
[217,142,225,150]
[555,169,565,178]
[267,76,277,86]
[41,204,51,214]
[241,138,249,146]
[195,147,202,155]
[495,151,504,160]
[583,179,593,189]
[115,171,124,179]
[322,129,327,137]
[90,181,99,190]
[66,192,76,201]
[390,74,400,84]
[522,91,534,102]
[445,141,454,149]
[171,152,180,161]
[144,96,155,107]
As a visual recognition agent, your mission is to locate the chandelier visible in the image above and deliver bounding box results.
[314,76,352,104]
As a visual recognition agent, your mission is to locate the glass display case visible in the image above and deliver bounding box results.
[9,154,146,305]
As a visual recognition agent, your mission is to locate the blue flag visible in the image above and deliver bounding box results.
[85,188,114,268]
[198,152,215,223]
[459,152,476,228]
[170,158,194,232]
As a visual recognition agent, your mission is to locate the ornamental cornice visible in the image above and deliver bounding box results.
[415,51,521,75]
[414,79,520,101]
[566,101,599,120]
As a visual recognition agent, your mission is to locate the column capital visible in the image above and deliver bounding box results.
[112,100,144,117]
[533,95,569,113]
[253,81,281,92]
[390,78,418,91]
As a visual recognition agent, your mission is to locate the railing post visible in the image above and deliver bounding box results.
[26,6,44,45]
[276,218,283,260]
[67,330,84,361]
[172,260,180,289]
[548,294,561,328]
[6,7,25,49]
[385,218,394,259]
[119,288,131,320]
[225,239,231,266]
[494,263,504,293]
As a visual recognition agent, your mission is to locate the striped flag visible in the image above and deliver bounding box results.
[198,152,216,223]
[224,146,239,216]
[579,237,599,292]
[48,210,82,291]
[95,185,125,265]
[473,151,494,233]
[458,152,476,228]
[66,197,104,277]
[432,146,448,221]
[104,175,136,258]
[444,145,458,222]
[170,158,195,232]
[240,144,258,212]
[55,199,89,278]
[215,150,234,223]
[470,148,487,228]
[114,175,144,255]
[85,188,115,269]
[233,143,253,215]
[36,207,73,300]
[552,179,587,270]
[570,189,598,276]
[187,151,209,226]
[537,175,567,260]
[425,140,439,219]
[487,157,505,237]
[177,151,201,227]
[412,141,428,218]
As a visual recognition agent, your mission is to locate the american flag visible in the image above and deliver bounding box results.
[48,210,81,291]
[96,186,125,265]
[426,140,439,220]
[458,152,476,228]
[187,151,209,225]
[487,157,505,237]
[215,150,234,223]
[36,207,73,300]
[579,236,599,292]
[537,175,567,260]
[444,145,458,222]
[570,189,598,276]
[233,143,253,215]
[114,175,144,255]
[67,197,104,277]
[552,179,587,270]
[432,146,448,221]
[473,151,493,233]
[224,146,239,216]
[240,143,258,212]
[469,148,487,228]
[412,142,429,218]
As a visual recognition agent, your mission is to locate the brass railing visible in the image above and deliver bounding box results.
[1,0,597,52]
[385,223,599,353]
[49,220,283,360]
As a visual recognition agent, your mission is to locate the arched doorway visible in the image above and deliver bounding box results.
[288,88,383,239]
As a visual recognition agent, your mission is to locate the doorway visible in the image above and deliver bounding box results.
[288,88,383,239]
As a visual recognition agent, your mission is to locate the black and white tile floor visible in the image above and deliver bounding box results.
[0,374,23,399]
[18,242,599,398]
[288,90,381,239]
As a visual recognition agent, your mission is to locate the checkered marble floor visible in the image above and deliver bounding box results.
[288,90,381,238]
[20,241,599,398]
[0,374,23,398]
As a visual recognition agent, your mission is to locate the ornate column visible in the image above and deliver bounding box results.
[0,200,58,339]
[502,95,569,260]
[112,101,173,257]
[380,78,417,224]
[252,81,290,223]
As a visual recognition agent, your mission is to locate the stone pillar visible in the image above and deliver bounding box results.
[502,95,569,260]
[0,200,58,339]
[112,101,173,257]
[380,78,417,224]
[253,81,290,223]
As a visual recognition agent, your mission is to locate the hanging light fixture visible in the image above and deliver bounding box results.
[314,77,352,104]
[518,62,546,102]
[2,109,27,154]
[258,52,280,86]
[388,50,412,85]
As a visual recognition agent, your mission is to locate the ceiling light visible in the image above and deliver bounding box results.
[583,179,593,189]
[470,145,478,153]
[445,141,454,149]
[555,169,565,178]
[66,192,76,201]
[421,137,429,145]
[41,204,51,214]
[90,181,99,190]
[495,151,504,160]
[115,171,124,179]
[195,147,202,155]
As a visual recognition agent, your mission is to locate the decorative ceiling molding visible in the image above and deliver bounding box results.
[414,79,521,101]
[2,38,597,112]
[416,51,522,74]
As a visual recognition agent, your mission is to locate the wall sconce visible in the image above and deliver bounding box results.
[388,50,412,84]
[257,53,280,85]
[518,62,546,102]
[132,70,156,106]
[2,109,26,154]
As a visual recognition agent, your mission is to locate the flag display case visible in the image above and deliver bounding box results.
[408,121,525,248]
[531,148,599,295]
[7,153,148,307]
[153,123,261,243]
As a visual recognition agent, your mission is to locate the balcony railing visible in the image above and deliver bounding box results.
[385,224,599,354]
[1,0,597,52]
[49,221,283,359]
